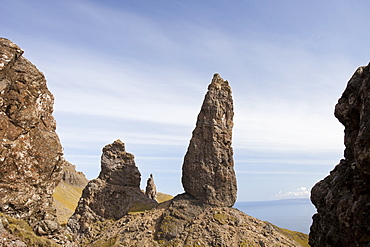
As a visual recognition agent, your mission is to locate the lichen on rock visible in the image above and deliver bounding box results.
[0,38,63,236]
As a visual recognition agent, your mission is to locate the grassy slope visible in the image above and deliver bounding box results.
[52,181,85,224]
[156,192,174,203]
[276,226,310,247]
[53,183,174,223]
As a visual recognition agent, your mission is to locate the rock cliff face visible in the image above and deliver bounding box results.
[0,38,63,235]
[310,64,370,246]
[68,140,157,238]
[182,73,237,207]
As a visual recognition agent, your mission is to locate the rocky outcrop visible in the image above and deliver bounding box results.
[310,64,370,246]
[182,73,237,207]
[68,140,157,238]
[77,193,305,247]
[0,38,63,235]
[145,174,157,201]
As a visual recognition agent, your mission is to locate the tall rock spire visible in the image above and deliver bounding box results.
[181,73,237,207]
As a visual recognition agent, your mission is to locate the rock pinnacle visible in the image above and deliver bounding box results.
[181,73,237,207]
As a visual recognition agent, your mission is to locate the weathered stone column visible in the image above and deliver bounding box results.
[145,174,157,201]
[181,74,237,207]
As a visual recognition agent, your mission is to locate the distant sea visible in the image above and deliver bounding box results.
[234,198,316,234]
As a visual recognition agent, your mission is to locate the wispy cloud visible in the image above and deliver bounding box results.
[3,0,370,200]
[275,187,311,199]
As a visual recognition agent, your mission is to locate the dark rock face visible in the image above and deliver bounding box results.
[310,64,370,246]
[68,140,157,238]
[0,38,63,235]
[182,74,237,207]
[145,174,157,201]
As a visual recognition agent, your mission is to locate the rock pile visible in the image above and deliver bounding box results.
[310,64,370,246]
[145,174,157,201]
[182,73,237,207]
[0,38,63,235]
[68,140,157,238]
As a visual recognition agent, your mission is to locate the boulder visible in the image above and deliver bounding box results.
[181,74,237,207]
[309,64,370,246]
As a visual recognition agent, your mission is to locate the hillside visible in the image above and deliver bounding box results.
[77,193,307,246]
[52,162,89,224]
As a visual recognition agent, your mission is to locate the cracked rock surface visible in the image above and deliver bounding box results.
[0,38,63,235]
[182,74,237,207]
[310,64,370,247]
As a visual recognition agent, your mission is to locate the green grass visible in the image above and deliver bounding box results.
[156,192,174,203]
[90,235,118,247]
[276,226,309,247]
[52,181,85,224]
[127,202,158,215]
[213,212,236,225]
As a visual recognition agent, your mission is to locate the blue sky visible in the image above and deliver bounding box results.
[2,0,370,201]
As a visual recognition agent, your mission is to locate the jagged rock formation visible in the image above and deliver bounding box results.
[68,140,157,238]
[182,73,237,207]
[60,161,89,188]
[310,64,370,246]
[69,75,307,247]
[0,39,308,246]
[0,38,64,236]
[53,161,89,224]
[145,174,157,201]
[77,193,305,246]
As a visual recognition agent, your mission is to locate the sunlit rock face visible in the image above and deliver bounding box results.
[310,64,370,247]
[68,140,157,238]
[182,74,237,207]
[0,38,64,235]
